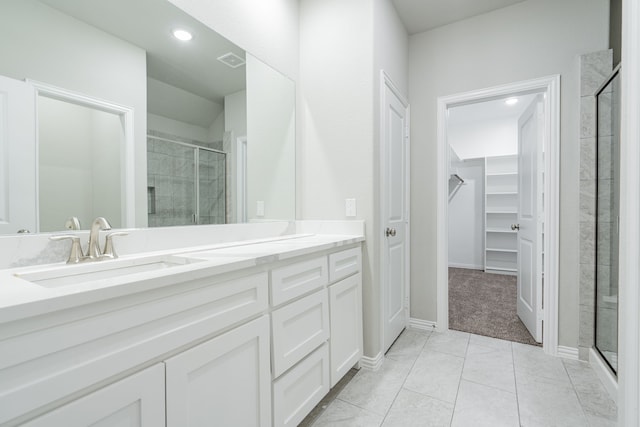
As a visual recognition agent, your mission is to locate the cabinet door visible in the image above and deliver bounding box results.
[22,364,165,427]
[165,316,271,427]
[329,273,363,387]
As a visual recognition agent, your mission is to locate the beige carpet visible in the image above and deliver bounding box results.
[448,267,541,346]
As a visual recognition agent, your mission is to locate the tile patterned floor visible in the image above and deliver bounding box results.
[306,328,617,426]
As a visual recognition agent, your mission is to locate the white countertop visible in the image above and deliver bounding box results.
[0,233,363,323]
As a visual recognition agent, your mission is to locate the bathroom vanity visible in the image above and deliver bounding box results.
[0,231,363,426]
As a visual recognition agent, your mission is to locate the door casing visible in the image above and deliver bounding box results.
[435,75,560,356]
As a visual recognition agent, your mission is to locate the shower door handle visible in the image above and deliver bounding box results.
[511,224,520,231]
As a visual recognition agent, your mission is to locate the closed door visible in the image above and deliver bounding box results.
[0,74,36,234]
[516,98,544,343]
[381,75,410,352]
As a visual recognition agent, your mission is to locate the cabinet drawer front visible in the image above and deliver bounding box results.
[329,247,361,283]
[165,316,271,427]
[271,289,329,377]
[271,256,328,306]
[329,273,363,387]
[272,343,330,427]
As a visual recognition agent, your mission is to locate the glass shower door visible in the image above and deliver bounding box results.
[197,149,226,225]
[595,67,620,374]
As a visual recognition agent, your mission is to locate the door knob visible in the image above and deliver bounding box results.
[385,227,396,237]
[511,224,520,231]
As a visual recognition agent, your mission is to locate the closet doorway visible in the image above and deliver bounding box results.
[436,76,560,355]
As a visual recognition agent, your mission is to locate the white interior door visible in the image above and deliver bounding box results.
[382,76,409,353]
[516,97,544,343]
[0,74,36,234]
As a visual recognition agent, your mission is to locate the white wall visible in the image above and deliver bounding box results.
[448,117,518,159]
[224,90,247,138]
[409,0,609,347]
[0,0,147,227]
[448,159,485,269]
[246,55,296,221]
[147,77,223,130]
[299,0,407,357]
[148,113,210,142]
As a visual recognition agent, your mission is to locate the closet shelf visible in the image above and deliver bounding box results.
[484,155,519,275]
[486,210,517,214]
[485,266,518,272]
[486,172,518,177]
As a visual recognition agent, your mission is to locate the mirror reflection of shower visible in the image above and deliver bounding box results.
[147,132,227,227]
[595,66,621,375]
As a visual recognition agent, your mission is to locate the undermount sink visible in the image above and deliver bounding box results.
[14,254,202,288]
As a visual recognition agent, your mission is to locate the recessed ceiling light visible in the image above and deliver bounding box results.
[505,97,518,106]
[172,29,193,41]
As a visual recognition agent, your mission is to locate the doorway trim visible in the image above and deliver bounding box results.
[435,75,560,356]
[379,70,411,354]
[29,80,136,229]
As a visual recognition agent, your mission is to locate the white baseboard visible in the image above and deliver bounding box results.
[409,318,437,332]
[448,263,483,270]
[589,348,618,403]
[359,352,383,371]
[557,346,579,360]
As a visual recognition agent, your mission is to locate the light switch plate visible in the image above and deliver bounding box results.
[345,198,356,217]
[256,201,265,216]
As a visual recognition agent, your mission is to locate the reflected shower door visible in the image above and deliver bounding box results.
[198,149,226,225]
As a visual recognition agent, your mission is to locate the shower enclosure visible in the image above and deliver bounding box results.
[595,65,620,374]
[147,134,226,227]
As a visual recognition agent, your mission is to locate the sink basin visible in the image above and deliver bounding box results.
[15,254,202,288]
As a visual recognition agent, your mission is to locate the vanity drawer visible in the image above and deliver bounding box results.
[272,343,330,427]
[271,289,329,377]
[271,256,328,306]
[329,247,361,283]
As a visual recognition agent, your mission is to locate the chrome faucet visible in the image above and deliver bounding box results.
[87,217,112,258]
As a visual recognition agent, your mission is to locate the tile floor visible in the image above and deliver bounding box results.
[306,328,617,426]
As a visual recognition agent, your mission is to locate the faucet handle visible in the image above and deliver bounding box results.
[50,234,86,264]
[103,231,128,259]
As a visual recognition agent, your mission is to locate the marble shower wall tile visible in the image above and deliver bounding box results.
[580,50,614,95]
[581,96,596,138]
[580,137,597,181]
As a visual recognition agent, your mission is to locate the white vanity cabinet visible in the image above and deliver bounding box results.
[21,363,166,427]
[165,316,271,427]
[270,246,362,426]
[1,239,363,427]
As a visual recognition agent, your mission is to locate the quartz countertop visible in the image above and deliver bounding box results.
[0,233,363,323]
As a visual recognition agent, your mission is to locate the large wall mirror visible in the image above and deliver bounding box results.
[0,0,295,234]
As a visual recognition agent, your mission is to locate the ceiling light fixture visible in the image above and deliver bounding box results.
[505,97,518,106]
[172,29,193,41]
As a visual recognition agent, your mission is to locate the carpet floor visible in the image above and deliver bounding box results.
[448,267,541,346]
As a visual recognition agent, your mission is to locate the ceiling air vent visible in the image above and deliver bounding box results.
[217,52,245,68]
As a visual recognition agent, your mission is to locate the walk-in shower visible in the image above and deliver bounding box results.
[147,133,226,227]
[595,65,620,374]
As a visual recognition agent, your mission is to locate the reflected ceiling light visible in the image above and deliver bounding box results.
[172,29,193,41]
[505,97,518,106]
